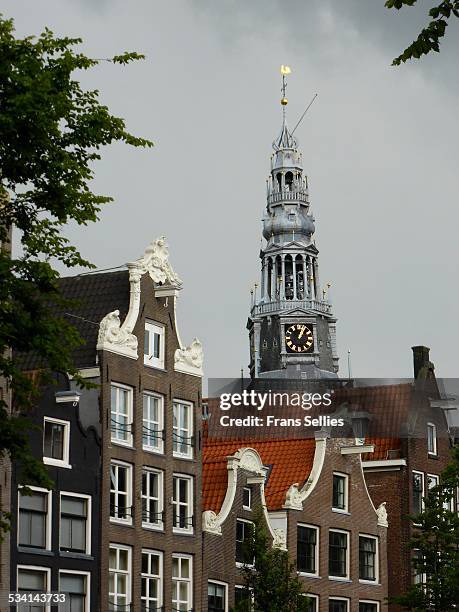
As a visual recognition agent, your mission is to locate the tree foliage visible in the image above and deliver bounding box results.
[391,445,459,611]
[386,0,459,64]
[232,512,310,612]
[0,14,153,521]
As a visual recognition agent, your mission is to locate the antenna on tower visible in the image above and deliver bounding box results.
[280,65,291,119]
[347,349,352,379]
[291,93,318,135]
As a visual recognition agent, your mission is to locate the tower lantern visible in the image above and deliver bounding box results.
[247,66,339,379]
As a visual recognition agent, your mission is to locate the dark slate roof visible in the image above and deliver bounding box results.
[18,269,130,370]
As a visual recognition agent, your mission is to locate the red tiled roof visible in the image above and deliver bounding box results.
[364,437,402,461]
[203,438,316,513]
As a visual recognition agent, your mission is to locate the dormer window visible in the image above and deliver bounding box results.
[144,321,165,369]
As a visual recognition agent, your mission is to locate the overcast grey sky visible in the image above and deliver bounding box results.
[4,1,459,380]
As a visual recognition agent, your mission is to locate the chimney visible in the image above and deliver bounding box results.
[412,345,432,379]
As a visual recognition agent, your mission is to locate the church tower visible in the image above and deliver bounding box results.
[248,67,339,379]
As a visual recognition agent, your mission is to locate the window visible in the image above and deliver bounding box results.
[109,544,131,611]
[172,554,192,611]
[142,392,164,453]
[236,519,254,565]
[427,473,439,494]
[413,549,426,586]
[141,550,163,612]
[243,487,252,510]
[59,571,90,612]
[18,488,51,550]
[304,594,319,612]
[144,321,165,369]
[110,383,133,446]
[173,400,193,459]
[110,461,132,524]
[332,473,348,511]
[297,524,318,575]
[60,493,91,554]
[142,468,163,530]
[412,471,424,515]
[17,566,50,612]
[427,422,437,455]
[43,417,70,467]
[329,598,349,612]
[235,586,252,609]
[329,530,349,578]
[359,535,378,582]
[208,581,227,612]
[359,602,379,612]
[172,474,193,533]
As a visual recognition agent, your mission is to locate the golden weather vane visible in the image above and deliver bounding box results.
[280,65,291,108]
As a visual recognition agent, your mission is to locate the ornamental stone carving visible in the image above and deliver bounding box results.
[96,310,138,359]
[138,236,182,286]
[376,501,388,527]
[174,338,204,377]
[97,237,183,360]
[284,483,303,510]
[273,528,287,550]
[202,510,222,535]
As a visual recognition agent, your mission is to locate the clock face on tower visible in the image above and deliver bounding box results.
[285,324,314,353]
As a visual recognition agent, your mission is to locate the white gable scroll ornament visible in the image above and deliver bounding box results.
[376,501,388,527]
[174,338,204,377]
[97,236,182,359]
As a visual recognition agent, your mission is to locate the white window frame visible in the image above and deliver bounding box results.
[297,523,319,577]
[141,549,163,612]
[59,491,91,555]
[17,565,51,612]
[141,467,164,531]
[303,593,319,611]
[359,533,379,584]
[427,473,439,492]
[110,383,133,447]
[43,417,71,468]
[109,543,132,611]
[235,584,254,609]
[110,461,133,525]
[412,470,425,518]
[328,529,350,581]
[173,400,194,459]
[208,579,228,612]
[235,518,255,567]
[359,601,380,612]
[17,486,52,551]
[144,320,165,369]
[242,487,252,511]
[427,422,437,456]
[172,553,192,611]
[332,472,349,513]
[59,569,91,612]
[142,391,164,454]
[329,596,350,612]
[172,473,194,534]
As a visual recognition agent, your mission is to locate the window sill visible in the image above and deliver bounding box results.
[332,508,350,515]
[328,576,351,583]
[172,528,194,536]
[236,562,254,569]
[110,440,134,449]
[43,458,72,469]
[172,453,194,461]
[359,579,380,586]
[428,453,439,460]
[142,446,164,456]
[109,518,134,527]
[298,572,320,579]
[242,506,252,511]
[17,547,54,556]
[143,362,166,372]
[142,523,164,532]
[59,551,93,560]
